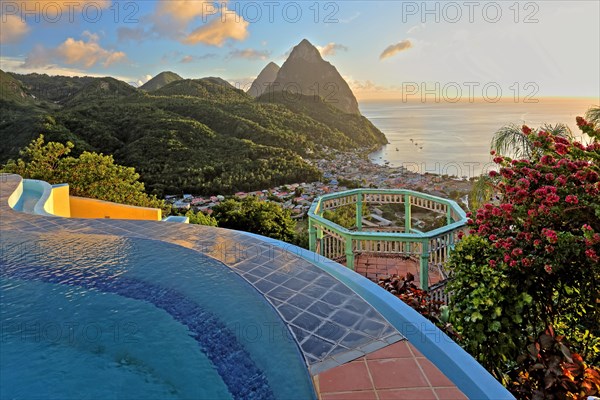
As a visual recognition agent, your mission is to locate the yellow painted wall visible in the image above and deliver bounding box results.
[70,196,161,221]
[51,185,71,217]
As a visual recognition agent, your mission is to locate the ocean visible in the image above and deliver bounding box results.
[360,98,598,178]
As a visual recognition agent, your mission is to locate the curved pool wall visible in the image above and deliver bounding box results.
[9,178,172,222]
[1,174,514,399]
[237,235,514,399]
[9,179,55,216]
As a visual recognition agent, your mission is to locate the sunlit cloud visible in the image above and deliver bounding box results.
[380,40,413,60]
[22,31,127,69]
[156,0,214,23]
[183,8,249,46]
[0,15,30,44]
[317,43,348,56]
[227,48,270,60]
[180,55,195,64]
[137,74,153,86]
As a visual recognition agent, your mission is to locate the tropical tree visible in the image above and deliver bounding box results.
[184,210,218,226]
[2,135,168,213]
[212,196,297,242]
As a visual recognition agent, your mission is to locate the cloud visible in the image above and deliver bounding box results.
[137,74,153,86]
[380,40,413,60]
[183,8,249,46]
[22,31,127,69]
[0,15,30,44]
[227,49,270,60]
[179,53,217,63]
[156,0,214,23]
[180,55,195,64]
[317,43,348,56]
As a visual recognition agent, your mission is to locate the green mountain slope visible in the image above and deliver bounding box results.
[1,70,34,104]
[140,71,183,92]
[9,72,95,104]
[0,71,386,195]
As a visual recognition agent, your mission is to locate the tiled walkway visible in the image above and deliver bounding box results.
[355,256,443,287]
[315,341,467,400]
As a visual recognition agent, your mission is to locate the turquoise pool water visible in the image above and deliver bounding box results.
[0,231,315,400]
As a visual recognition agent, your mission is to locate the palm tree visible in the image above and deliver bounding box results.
[490,123,571,159]
[586,106,600,128]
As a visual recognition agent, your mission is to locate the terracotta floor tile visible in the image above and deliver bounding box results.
[367,341,413,359]
[367,358,430,389]
[434,387,468,400]
[378,388,437,400]
[319,360,373,393]
[321,390,378,400]
[406,342,424,358]
[416,358,454,387]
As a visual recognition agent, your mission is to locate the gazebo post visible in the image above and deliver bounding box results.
[308,219,317,252]
[345,235,355,270]
[356,193,363,231]
[420,241,430,290]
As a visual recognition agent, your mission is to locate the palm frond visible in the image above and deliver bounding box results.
[585,106,600,128]
[469,174,499,210]
[540,123,572,138]
[491,124,534,159]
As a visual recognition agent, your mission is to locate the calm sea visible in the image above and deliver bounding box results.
[360,98,598,178]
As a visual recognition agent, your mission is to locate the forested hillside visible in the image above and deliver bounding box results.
[1,71,386,195]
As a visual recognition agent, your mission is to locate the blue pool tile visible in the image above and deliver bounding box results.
[340,332,370,348]
[356,319,387,338]
[267,286,296,302]
[307,301,337,319]
[321,291,346,306]
[287,293,315,309]
[282,277,308,291]
[277,303,304,322]
[292,312,322,333]
[301,336,336,360]
[315,321,347,342]
[330,309,361,328]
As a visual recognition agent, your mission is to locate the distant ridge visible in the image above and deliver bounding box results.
[0,69,32,104]
[248,62,280,98]
[140,71,183,92]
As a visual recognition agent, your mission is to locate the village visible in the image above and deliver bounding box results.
[165,149,475,218]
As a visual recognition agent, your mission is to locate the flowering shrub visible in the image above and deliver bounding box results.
[377,273,459,339]
[448,115,600,396]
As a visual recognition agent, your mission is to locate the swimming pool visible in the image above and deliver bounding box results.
[0,231,315,400]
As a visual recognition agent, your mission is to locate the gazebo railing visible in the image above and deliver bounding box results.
[308,189,468,290]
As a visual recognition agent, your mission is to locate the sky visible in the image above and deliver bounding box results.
[1,0,599,100]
